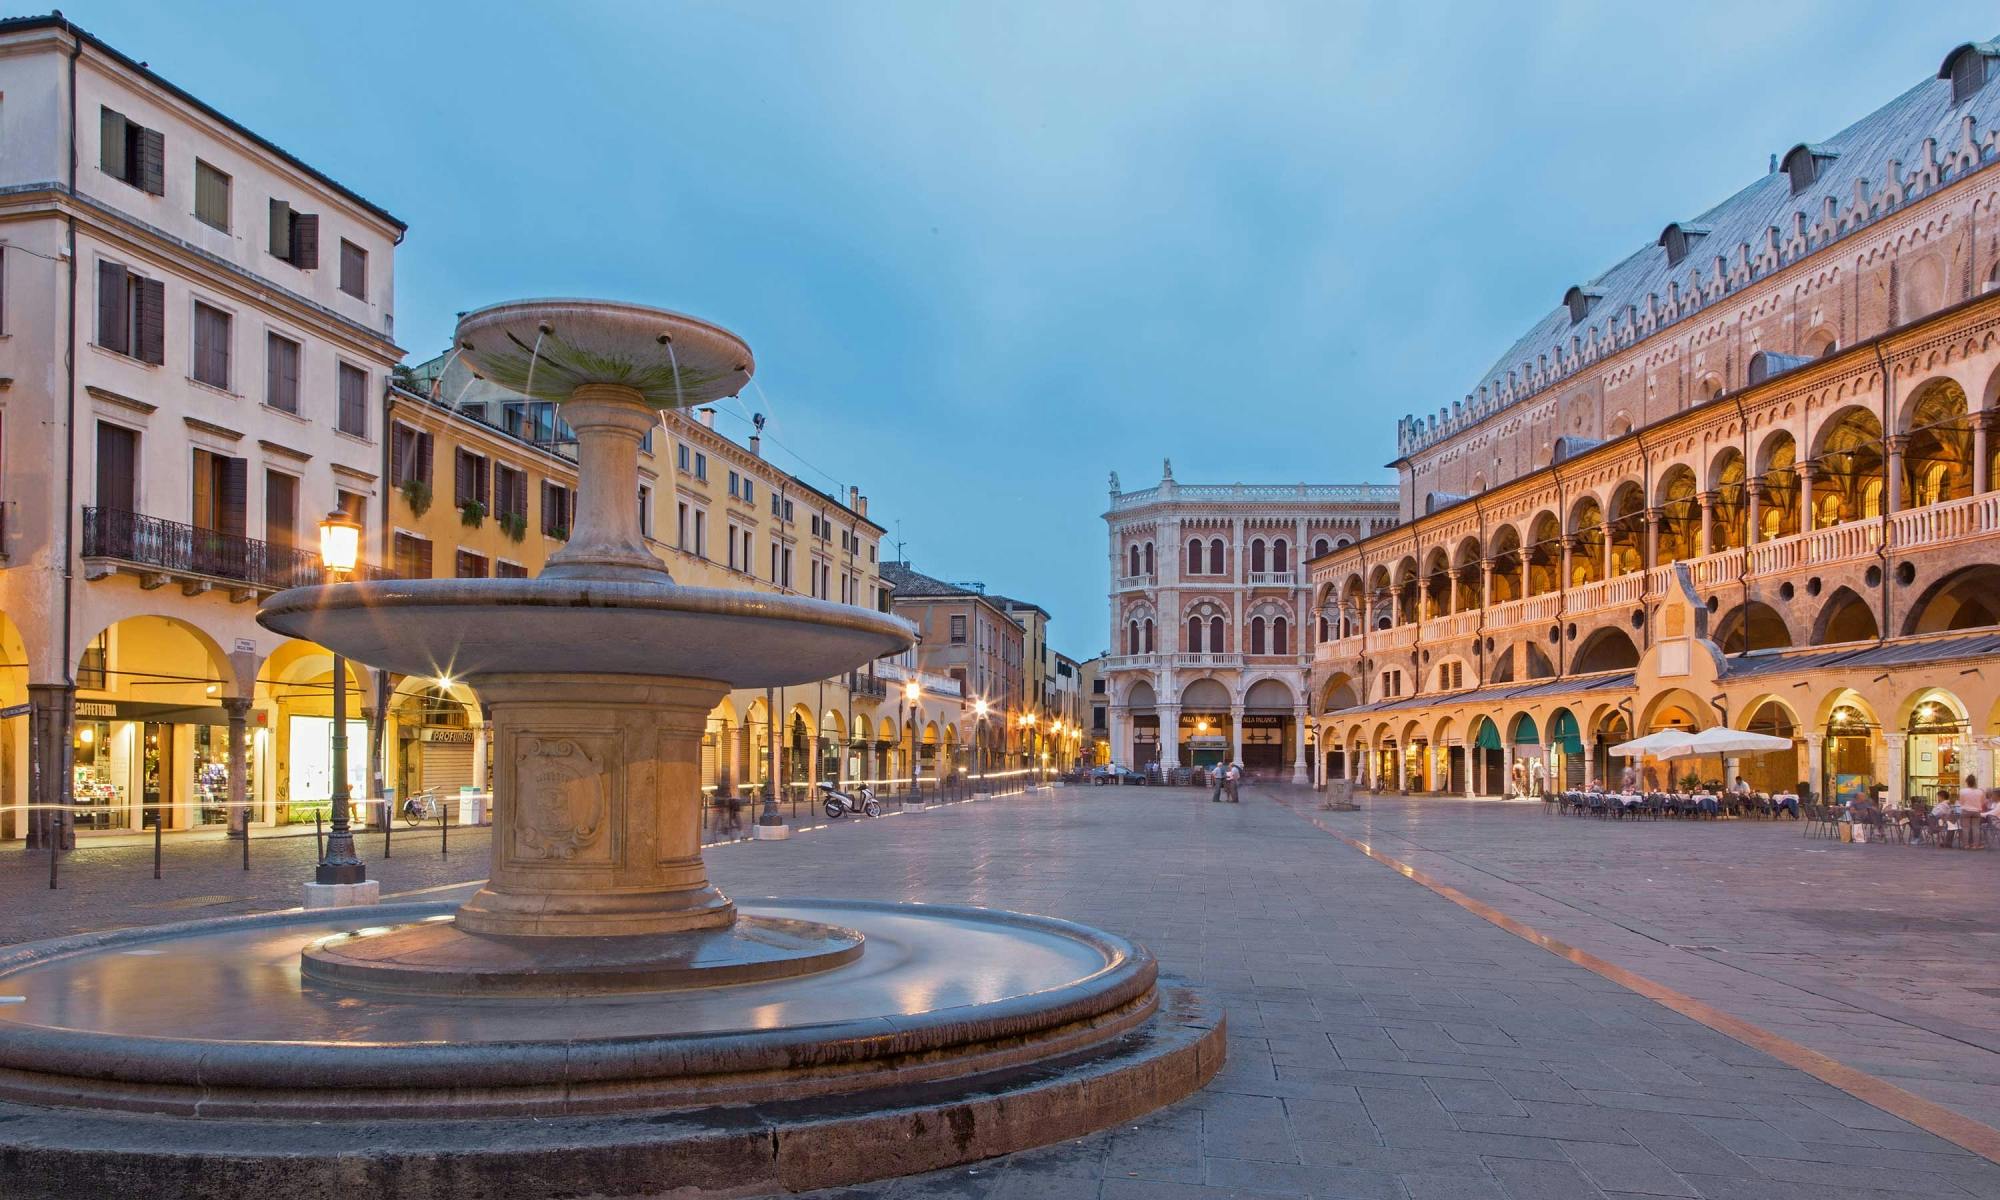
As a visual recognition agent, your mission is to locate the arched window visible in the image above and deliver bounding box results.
[1250,616,1266,654]
[1187,616,1203,652]
[1314,538,1329,558]
[1127,620,1139,655]
[1209,615,1225,653]
[1273,539,1288,572]
[1143,619,1155,651]
[1273,617,1288,654]
[1250,539,1267,573]
[1209,538,1225,575]
[1187,538,1203,575]
[1128,545,1140,576]
[1143,542,1154,574]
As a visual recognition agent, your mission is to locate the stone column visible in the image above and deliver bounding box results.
[1976,411,1993,496]
[1885,434,1908,514]
[1802,733,1822,795]
[1644,507,1663,568]
[1797,463,1817,531]
[1291,704,1309,783]
[1461,741,1476,799]
[1229,702,1244,766]
[224,697,252,838]
[1108,703,1129,769]
[1882,732,1905,809]
[455,674,736,937]
[1480,559,1495,609]
[472,720,489,793]
[1502,744,1516,799]
[25,683,74,851]
[1559,535,1576,591]
[1601,520,1615,578]
[1158,703,1182,769]
[541,385,675,583]
[1697,490,1717,556]
[1745,479,1765,546]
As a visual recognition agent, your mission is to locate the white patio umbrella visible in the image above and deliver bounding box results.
[1672,727,1794,757]
[1608,729,1695,757]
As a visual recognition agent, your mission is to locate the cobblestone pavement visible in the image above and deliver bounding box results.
[1308,792,2000,1133]
[10,784,2000,1198]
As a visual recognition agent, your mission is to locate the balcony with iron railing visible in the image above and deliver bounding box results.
[81,508,393,595]
[848,671,888,700]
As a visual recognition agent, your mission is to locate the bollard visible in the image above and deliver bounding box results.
[440,803,448,858]
[384,798,393,859]
[315,810,324,862]
[153,809,162,880]
[48,809,59,891]
[242,816,249,870]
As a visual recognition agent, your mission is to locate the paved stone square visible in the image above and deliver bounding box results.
[9,784,2000,1198]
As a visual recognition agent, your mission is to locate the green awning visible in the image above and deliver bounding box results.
[1511,715,1540,745]
[1550,709,1582,754]
[1473,718,1501,750]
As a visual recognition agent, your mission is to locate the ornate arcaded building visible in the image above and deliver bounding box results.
[1310,37,2000,808]
[1102,463,1399,779]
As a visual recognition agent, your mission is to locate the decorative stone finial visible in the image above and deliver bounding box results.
[1109,470,1121,494]
[1162,458,1174,481]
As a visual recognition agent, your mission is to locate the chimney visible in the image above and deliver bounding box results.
[698,407,715,428]
[849,485,860,511]
[749,434,762,457]
[857,493,869,517]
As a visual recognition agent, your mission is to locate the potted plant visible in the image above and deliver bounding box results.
[548,524,569,541]
[498,511,527,542]
[1676,771,1704,793]
[459,498,487,528]
[399,478,432,517]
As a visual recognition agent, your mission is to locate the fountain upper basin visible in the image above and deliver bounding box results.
[454,298,753,408]
[258,577,914,686]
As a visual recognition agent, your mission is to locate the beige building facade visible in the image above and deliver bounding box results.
[1311,36,2000,808]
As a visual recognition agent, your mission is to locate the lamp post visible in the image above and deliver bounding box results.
[974,697,989,786]
[307,509,372,904]
[901,679,921,796]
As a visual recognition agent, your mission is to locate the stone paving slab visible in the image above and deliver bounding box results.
[8,784,2000,1198]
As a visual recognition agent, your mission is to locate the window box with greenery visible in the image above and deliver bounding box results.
[400,478,433,516]
[547,524,570,541]
[460,499,487,528]
[497,511,528,542]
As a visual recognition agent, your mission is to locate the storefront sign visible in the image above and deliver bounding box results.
[1240,715,1285,728]
[421,728,475,744]
[0,703,27,720]
[73,700,230,725]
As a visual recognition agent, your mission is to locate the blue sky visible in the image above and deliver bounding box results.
[64,1,1997,655]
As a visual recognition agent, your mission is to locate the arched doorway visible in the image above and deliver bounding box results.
[1903,565,2000,635]
[1548,708,1583,790]
[1509,713,1543,796]
[1572,627,1640,674]
[1820,696,1877,804]
[1126,679,1159,768]
[1739,699,1802,793]
[1471,716,1504,796]
[1179,678,1232,767]
[1241,678,1296,774]
[1713,601,1792,653]
[1815,588,1879,644]
[1903,689,1969,808]
[1592,708,1631,789]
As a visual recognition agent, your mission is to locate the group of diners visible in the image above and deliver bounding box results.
[1553,770,1997,849]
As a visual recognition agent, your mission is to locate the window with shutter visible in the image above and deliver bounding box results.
[135,126,165,196]
[99,107,128,179]
[136,278,165,365]
[495,561,528,579]
[394,532,434,579]
[94,422,138,512]
[455,449,488,507]
[266,334,300,412]
[268,198,292,260]
[455,550,488,579]
[337,363,367,436]
[96,261,129,355]
[192,302,231,389]
[338,240,366,299]
[265,470,298,550]
[195,160,231,231]
[416,431,434,486]
[291,212,319,269]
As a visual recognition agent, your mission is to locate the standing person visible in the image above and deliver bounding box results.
[1530,758,1547,799]
[1620,763,1638,794]
[1226,761,1242,804]
[1959,775,1987,848]
[1210,762,1225,803]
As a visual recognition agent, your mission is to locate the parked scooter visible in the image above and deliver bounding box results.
[818,780,881,819]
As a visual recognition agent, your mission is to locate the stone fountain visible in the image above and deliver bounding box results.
[0,300,1221,1200]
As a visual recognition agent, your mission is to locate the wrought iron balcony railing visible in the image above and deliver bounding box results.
[82,507,392,591]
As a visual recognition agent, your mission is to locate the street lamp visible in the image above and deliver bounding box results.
[974,697,989,784]
[313,509,367,894]
[901,679,921,794]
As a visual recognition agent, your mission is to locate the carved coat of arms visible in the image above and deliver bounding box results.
[514,737,607,860]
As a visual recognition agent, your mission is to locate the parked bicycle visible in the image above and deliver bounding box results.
[401,786,447,827]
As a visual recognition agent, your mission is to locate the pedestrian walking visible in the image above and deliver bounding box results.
[1225,762,1242,803]
[1210,763,1225,803]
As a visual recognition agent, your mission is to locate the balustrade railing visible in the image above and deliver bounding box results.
[82,507,392,589]
[1113,573,1155,591]
[1247,569,1297,587]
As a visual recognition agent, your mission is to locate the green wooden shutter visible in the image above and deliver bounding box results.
[99,107,127,178]
[95,260,128,354]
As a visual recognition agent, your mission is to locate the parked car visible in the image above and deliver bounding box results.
[1089,764,1147,786]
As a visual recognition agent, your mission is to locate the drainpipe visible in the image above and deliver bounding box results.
[1549,460,1568,676]
[1729,390,1753,656]
[1472,497,1489,680]
[1633,425,1655,651]
[1870,342,1894,645]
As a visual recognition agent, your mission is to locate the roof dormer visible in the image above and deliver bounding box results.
[1780,143,1839,196]
[1562,285,1603,325]
[1657,222,1711,267]
[1939,41,2000,106]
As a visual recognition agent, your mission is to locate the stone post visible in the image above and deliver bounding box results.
[224,697,252,838]
[1885,434,1908,514]
[1601,520,1615,579]
[1745,479,1765,546]
[1480,559,1495,609]
[25,683,74,851]
[1229,702,1244,767]
[1697,490,1717,556]
[1644,507,1663,568]
[1882,732,1905,809]
[1803,733,1822,795]
[1797,463,1817,531]
[1291,704,1309,783]
[1159,703,1182,769]
[1461,740,1476,799]
[1976,410,1993,496]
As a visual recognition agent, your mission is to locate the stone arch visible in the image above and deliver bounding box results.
[1810,405,1885,527]
[1607,480,1647,575]
[1124,679,1157,709]
[1812,586,1879,645]
[79,614,241,700]
[1242,677,1295,710]
[1180,677,1231,712]
[1654,464,1700,563]
[1568,494,1605,586]
[1755,429,1801,540]
[1522,642,1555,680]
[1900,377,1972,508]
[1524,511,1562,596]
[1488,524,1523,604]
[1318,672,1359,713]
[1708,446,1748,551]
[1712,599,1793,653]
[1451,537,1482,610]
[1902,564,2000,635]
[1639,687,1713,732]
[1896,686,1968,734]
[1571,626,1640,674]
